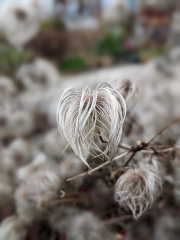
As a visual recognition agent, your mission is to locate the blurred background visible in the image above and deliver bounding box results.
[1,0,180,73]
[0,0,180,239]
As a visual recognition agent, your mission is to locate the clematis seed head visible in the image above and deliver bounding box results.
[57,83,126,167]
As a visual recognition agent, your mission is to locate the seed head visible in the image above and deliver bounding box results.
[115,163,162,219]
[57,83,126,167]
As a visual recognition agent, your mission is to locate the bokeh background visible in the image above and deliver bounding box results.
[0,0,180,239]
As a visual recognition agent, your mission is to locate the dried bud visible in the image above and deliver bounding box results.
[115,163,162,219]
[57,83,126,167]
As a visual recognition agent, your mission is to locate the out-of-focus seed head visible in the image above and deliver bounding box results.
[67,212,113,240]
[0,216,26,240]
[112,78,139,111]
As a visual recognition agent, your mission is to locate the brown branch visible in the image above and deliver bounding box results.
[103,215,133,225]
[124,152,136,167]
[67,145,180,182]
[47,198,83,206]
[67,119,180,182]
[119,143,132,151]
[141,146,180,154]
[146,118,180,145]
[122,118,180,166]
[67,151,129,182]
[99,133,132,151]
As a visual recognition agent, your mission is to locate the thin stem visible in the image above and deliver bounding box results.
[99,133,132,151]
[67,119,180,182]
[48,198,83,206]
[67,151,129,182]
[124,152,136,167]
[146,118,180,145]
[141,146,180,154]
[119,143,132,151]
[103,215,133,225]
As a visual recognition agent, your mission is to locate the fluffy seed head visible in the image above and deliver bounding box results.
[0,216,26,240]
[50,205,80,233]
[59,154,85,179]
[112,78,138,110]
[16,168,61,211]
[16,153,48,182]
[67,212,113,240]
[115,163,162,219]
[57,83,126,167]
[14,184,41,224]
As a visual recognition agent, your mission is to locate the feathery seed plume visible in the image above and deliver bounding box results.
[57,83,126,167]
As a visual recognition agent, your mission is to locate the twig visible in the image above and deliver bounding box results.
[67,151,129,182]
[141,146,180,154]
[103,215,133,225]
[99,133,132,151]
[47,198,83,206]
[119,143,132,151]
[124,152,136,167]
[67,146,180,182]
[122,118,180,166]
[146,118,180,145]
[67,119,180,182]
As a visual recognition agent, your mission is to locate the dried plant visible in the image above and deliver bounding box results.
[16,58,61,91]
[14,184,41,224]
[67,212,114,240]
[16,153,49,182]
[0,0,48,47]
[154,215,180,240]
[59,154,85,179]
[0,216,26,240]
[115,163,162,219]
[57,83,126,167]
[19,168,61,210]
[16,154,62,211]
[50,205,80,234]
[112,78,139,111]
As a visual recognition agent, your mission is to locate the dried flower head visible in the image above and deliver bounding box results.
[16,168,61,211]
[50,205,80,233]
[9,110,34,137]
[154,215,180,240]
[172,161,180,203]
[0,173,14,206]
[0,110,11,139]
[115,163,162,219]
[112,78,138,110]
[0,77,16,109]
[16,58,60,91]
[57,83,126,167]
[14,184,41,224]
[16,153,49,182]
[42,129,68,159]
[0,139,31,174]
[67,212,113,240]
[0,0,48,47]
[0,216,26,240]
[59,154,85,180]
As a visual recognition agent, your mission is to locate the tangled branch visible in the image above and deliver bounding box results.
[67,118,180,182]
